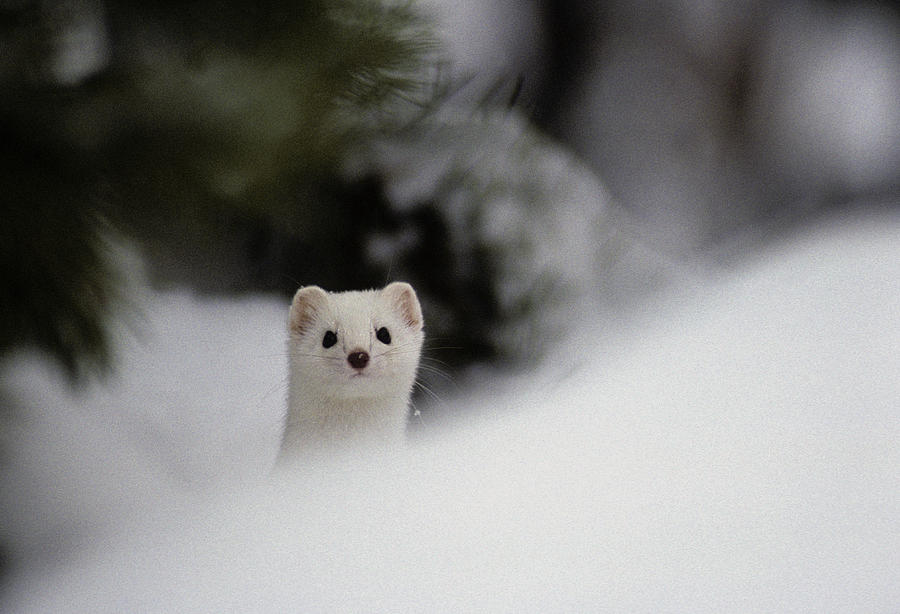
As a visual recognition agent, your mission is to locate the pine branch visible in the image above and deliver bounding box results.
[0,0,446,379]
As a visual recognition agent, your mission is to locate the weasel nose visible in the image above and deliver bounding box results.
[347,350,369,370]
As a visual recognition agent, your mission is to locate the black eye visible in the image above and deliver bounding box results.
[376,327,391,345]
[322,330,337,348]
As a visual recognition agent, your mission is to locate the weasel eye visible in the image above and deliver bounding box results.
[322,330,337,348]
[376,326,391,345]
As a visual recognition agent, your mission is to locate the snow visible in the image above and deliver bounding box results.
[362,107,624,362]
[2,210,899,612]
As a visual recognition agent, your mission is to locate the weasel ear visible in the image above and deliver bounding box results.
[383,282,423,331]
[289,286,329,335]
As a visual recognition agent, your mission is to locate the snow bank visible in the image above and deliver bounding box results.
[0,291,288,569]
[2,210,899,612]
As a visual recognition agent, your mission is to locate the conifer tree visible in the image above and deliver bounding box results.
[1,0,442,378]
[1,0,615,385]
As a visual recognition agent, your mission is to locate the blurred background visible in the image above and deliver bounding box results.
[1,0,899,587]
[2,0,899,378]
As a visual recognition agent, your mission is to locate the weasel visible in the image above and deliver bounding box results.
[277,282,424,462]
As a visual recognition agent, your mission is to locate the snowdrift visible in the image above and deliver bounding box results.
[2,211,898,612]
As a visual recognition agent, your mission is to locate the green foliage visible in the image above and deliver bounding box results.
[0,0,442,379]
[0,0,610,384]
[0,128,116,379]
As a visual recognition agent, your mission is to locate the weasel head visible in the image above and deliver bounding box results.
[288,282,424,401]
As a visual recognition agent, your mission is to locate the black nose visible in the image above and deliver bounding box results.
[347,351,369,370]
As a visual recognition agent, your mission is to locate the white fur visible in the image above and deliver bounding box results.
[278,282,424,462]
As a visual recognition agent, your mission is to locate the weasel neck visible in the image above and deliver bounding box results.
[278,383,409,463]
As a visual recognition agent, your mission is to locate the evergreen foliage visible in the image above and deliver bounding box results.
[1,0,442,378]
[1,0,613,385]
[1,127,116,378]
[351,107,609,367]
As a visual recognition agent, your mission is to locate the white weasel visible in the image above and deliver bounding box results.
[278,282,424,462]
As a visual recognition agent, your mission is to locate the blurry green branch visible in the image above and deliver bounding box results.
[1,130,117,377]
[1,0,617,385]
[0,0,442,379]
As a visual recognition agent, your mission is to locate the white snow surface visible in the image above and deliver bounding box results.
[2,210,899,612]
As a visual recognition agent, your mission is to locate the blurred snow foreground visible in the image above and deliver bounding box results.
[3,210,899,612]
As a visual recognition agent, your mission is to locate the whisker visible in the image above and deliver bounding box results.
[413,378,443,404]
[416,364,454,383]
[373,340,424,359]
[419,355,455,370]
